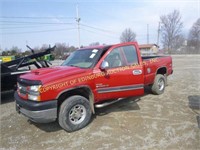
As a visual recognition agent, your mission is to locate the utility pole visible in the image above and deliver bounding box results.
[147,24,149,44]
[157,22,161,46]
[76,4,81,48]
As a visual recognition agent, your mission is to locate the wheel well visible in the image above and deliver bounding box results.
[57,87,94,113]
[157,67,167,75]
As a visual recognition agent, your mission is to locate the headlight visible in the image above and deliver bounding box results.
[28,85,41,101]
[30,85,41,92]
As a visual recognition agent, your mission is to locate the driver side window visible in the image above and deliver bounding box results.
[104,48,123,68]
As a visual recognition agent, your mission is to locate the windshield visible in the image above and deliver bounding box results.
[61,49,101,68]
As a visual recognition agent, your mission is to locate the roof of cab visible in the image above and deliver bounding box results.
[78,45,112,51]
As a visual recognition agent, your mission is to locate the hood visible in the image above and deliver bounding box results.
[20,66,87,84]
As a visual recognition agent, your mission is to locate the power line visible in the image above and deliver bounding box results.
[0,16,74,19]
[76,4,81,48]
[81,27,119,39]
[147,24,149,44]
[1,21,118,34]
[0,24,68,29]
[0,21,75,25]
[80,23,117,34]
[1,26,117,37]
[157,22,161,46]
[2,28,76,35]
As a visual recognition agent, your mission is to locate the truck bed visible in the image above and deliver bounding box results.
[142,55,166,60]
[142,55,173,86]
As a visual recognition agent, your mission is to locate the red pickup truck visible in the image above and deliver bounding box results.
[15,42,173,132]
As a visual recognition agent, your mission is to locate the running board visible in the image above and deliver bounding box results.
[95,98,124,108]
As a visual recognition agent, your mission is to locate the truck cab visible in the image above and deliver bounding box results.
[15,42,173,132]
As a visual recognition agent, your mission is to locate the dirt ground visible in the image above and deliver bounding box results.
[1,55,200,150]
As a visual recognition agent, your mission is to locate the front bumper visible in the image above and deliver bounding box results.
[15,92,57,123]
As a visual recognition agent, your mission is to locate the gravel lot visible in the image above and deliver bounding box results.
[1,55,200,150]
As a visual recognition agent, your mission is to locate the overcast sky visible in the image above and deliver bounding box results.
[0,0,199,50]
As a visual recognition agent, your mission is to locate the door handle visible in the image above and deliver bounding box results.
[132,70,142,75]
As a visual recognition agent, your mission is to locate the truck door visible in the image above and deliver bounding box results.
[93,43,144,101]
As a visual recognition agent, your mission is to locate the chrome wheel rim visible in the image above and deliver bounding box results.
[158,79,165,91]
[69,104,86,125]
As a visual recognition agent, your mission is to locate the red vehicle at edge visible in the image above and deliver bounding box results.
[15,42,173,132]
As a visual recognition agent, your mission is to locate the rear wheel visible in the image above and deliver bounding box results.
[58,95,92,132]
[151,74,166,95]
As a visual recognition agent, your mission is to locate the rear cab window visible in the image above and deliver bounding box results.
[103,44,139,69]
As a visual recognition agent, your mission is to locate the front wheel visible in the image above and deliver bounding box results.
[58,95,92,132]
[151,74,166,95]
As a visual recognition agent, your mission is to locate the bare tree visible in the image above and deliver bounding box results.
[188,18,200,53]
[54,43,76,59]
[174,35,185,49]
[89,42,100,46]
[120,28,136,43]
[160,10,183,53]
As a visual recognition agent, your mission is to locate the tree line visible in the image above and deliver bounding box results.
[1,43,77,59]
[120,10,200,54]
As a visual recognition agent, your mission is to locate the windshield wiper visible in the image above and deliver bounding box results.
[68,64,80,68]
[68,64,86,69]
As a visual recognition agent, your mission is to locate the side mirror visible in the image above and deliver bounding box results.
[100,60,109,70]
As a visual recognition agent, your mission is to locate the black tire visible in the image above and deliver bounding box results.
[151,74,166,95]
[58,95,92,132]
